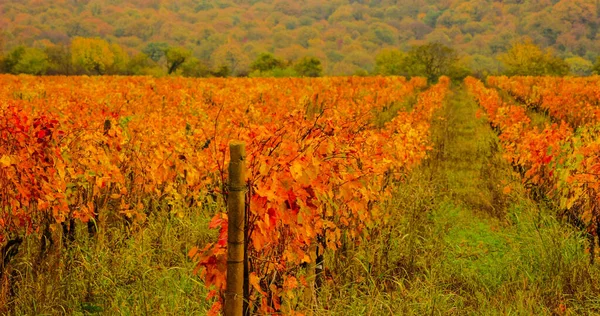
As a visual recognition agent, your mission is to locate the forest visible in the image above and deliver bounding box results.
[1,0,600,77]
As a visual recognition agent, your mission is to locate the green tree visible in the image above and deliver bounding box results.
[165,47,192,75]
[270,67,298,77]
[249,52,296,77]
[593,57,600,75]
[45,44,73,75]
[466,54,501,78]
[212,64,231,77]
[1,46,50,75]
[1,46,25,73]
[566,56,593,76]
[344,51,375,74]
[375,48,408,76]
[447,57,472,81]
[107,43,129,74]
[407,42,459,83]
[250,53,285,72]
[126,52,162,76]
[181,57,211,77]
[0,32,5,54]
[367,23,398,45]
[498,39,569,76]
[142,42,169,62]
[293,56,322,77]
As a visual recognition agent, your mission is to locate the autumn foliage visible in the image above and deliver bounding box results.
[466,76,600,253]
[189,76,449,314]
[488,76,600,127]
[0,75,450,313]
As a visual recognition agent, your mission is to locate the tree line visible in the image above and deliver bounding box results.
[2,37,600,81]
[2,0,600,78]
[0,37,325,78]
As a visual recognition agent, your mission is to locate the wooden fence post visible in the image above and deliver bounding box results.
[225,141,246,316]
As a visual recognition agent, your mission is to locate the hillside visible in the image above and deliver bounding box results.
[1,0,599,75]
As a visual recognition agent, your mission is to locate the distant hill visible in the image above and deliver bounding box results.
[1,0,599,75]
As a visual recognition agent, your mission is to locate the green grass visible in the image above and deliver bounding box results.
[5,207,214,315]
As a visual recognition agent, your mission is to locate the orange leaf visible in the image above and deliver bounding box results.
[250,272,266,295]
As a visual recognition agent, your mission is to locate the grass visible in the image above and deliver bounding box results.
[4,84,600,315]
[4,207,214,315]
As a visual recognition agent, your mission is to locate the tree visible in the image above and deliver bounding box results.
[296,26,320,48]
[407,42,459,83]
[269,67,298,77]
[45,44,73,75]
[1,46,50,75]
[212,44,250,77]
[250,53,285,72]
[107,43,129,75]
[330,61,362,76]
[126,52,167,76]
[294,56,322,77]
[374,49,408,76]
[447,57,472,81]
[1,46,25,73]
[593,57,600,75]
[498,39,569,76]
[165,47,192,75]
[127,52,154,75]
[142,42,169,62]
[181,57,211,77]
[367,23,398,45]
[344,50,375,74]
[566,56,593,76]
[71,37,115,75]
[0,32,5,54]
[328,5,355,24]
[466,54,501,78]
[249,52,295,77]
[13,47,49,75]
[212,65,231,77]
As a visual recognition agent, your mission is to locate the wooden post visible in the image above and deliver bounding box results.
[225,141,246,316]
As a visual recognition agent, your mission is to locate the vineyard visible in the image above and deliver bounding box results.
[2,74,600,314]
[0,75,450,313]
[467,76,600,253]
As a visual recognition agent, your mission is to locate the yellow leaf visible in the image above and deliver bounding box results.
[0,155,11,167]
[290,161,310,185]
[56,161,66,180]
[290,161,303,181]
[259,162,269,176]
